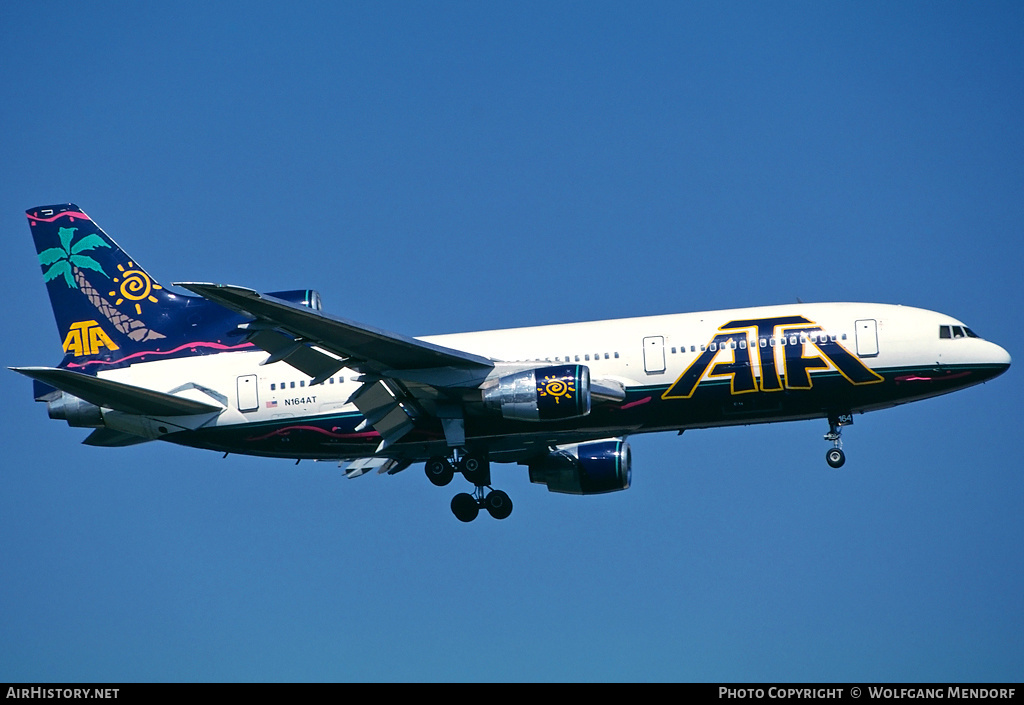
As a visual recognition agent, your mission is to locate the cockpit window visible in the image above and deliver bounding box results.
[940,324,982,340]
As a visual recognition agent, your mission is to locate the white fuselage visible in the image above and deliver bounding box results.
[93,302,1010,455]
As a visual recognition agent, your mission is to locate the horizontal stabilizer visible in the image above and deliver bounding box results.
[83,428,153,447]
[10,367,223,417]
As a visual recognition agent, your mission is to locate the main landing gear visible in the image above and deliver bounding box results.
[424,452,513,522]
[824,414,852,468]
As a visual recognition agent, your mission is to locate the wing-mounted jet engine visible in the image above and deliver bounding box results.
[483,364,591,421]
[528,438,632,495]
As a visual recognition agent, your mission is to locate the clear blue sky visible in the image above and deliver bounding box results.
[2,1,1022,682]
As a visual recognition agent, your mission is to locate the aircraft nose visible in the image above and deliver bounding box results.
[987,341,1012,372]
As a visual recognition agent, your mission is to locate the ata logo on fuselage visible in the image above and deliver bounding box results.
[63,320,119,357]
[662,315,883,400]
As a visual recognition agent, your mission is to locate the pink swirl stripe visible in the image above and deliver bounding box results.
[66,341,255,368]
[895,371,971,383]
[28,211,92,223]
[620,396,652,410]
[247,426,380,442]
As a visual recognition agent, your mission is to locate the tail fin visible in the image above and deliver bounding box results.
[28,204,201,369]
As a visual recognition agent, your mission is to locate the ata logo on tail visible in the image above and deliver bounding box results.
[62,320,119,357]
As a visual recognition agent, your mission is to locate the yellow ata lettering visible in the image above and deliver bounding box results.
[62,320,120,356]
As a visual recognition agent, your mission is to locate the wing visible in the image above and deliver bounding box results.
[177,283,493,376]
[177,282,496,452]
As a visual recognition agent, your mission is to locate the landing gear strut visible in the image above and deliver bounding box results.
[428,452,514,522]
[824,414,851,468]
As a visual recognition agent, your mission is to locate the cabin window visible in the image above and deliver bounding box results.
[270,383,276,391]
[614,352,620,358]
[290,381,296,389]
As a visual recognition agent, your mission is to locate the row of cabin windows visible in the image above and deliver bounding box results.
[567,352,618,362]
[669,332,847,354]
[939,325,978,339]
[520,352,620,364]
[270,376,354,391]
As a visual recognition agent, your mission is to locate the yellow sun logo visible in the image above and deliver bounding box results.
[538,375,575,404]
[109,262,162,315]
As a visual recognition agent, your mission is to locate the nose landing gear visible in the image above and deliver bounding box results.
[824,414,852,468]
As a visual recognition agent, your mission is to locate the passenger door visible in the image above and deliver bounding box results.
[643,336,666,374]
[855,319,879,357]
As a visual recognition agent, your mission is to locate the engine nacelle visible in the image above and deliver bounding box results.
[47,392,103,428]
[528,439,631,495]
[267,289,323,310]
[483,364,591,421]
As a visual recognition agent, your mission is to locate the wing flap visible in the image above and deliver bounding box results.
[350,379,417,451]
[247,328,347,382]
[11,367,223,416]
[341,457,413,478]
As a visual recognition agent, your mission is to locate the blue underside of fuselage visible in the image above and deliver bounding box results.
[165,363,1007,462]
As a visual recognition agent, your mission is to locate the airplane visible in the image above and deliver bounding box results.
[13,204,1012,522]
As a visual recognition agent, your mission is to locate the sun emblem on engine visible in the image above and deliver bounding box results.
[538,374,575,404]
[109,262,162,315]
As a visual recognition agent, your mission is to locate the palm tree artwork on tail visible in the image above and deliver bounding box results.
[38,226,166,342]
